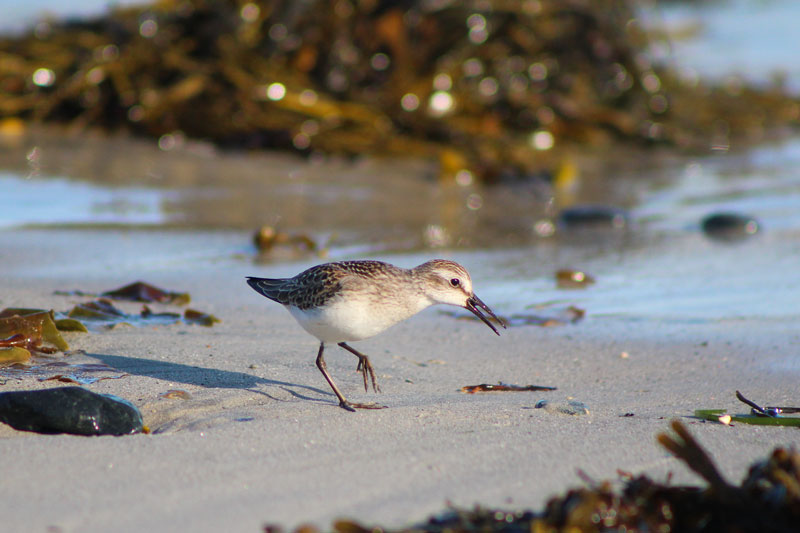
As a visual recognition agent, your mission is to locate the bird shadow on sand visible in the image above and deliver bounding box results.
[86,352,335,407]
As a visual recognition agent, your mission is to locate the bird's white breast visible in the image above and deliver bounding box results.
[287,291,431,343]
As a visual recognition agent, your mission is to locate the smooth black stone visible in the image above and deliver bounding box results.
[0,386,143,436]
[701,212,760,240]
[557,205,630,230]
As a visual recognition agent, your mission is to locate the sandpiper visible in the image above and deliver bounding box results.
[246,259,505,411]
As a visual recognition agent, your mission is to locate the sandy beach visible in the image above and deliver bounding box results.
[1,224,798,533]
[3,0,800,527]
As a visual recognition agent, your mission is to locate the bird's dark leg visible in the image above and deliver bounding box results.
[316,343,385,411]
[338,342,381,393]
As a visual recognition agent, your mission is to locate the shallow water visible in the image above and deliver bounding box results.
[654,0,800,93]
[2,133,799,354]
[0,0,147,34]
[0,172,175,228]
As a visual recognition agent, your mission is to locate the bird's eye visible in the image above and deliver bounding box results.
[450,278,460,287]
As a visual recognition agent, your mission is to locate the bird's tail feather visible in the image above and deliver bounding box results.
[246,277,289,303]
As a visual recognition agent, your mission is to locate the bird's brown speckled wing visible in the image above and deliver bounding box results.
[246,261,394,310]
[332,260,394,279]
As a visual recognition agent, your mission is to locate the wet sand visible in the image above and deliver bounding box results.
[1,227,798,533]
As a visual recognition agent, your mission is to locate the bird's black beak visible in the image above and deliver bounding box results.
[465,294,506,336]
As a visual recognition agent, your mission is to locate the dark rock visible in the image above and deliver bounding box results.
[701,212,760,241]
[0,386,143,436]
[557,205,630,231]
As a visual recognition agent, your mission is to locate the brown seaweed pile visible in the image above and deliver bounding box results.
[0,281,218,368]
[265,421,800,533]
[0,309,74,365]
[2,0,798,180]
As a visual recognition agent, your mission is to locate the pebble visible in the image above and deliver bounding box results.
[557,205,630,231]
[701,212,760,241]
[0,387,143,436]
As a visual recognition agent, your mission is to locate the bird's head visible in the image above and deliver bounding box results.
[415,259,506,335]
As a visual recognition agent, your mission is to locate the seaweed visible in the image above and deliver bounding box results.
[58,281,191,305]
[2,0,797,181]
[555,269,595,289]
[183,308,221,327]
[101,281,191,305]
[264,421,800,533]
[461,383,556,393]
[440,303,584,328]
[65,298,219,329]
[1,361,129,385]
[0,309,71,354]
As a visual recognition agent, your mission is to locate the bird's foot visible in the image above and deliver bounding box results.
[355,356,381,393]
[339,400,386,412]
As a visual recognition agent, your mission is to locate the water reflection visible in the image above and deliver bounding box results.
[4,130,800,253]
[0,173,173,228]
[0,130,571,248]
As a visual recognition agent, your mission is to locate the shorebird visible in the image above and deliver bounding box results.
[246,259,505,411]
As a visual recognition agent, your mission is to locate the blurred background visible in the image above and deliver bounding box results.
[1,0,799,330]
